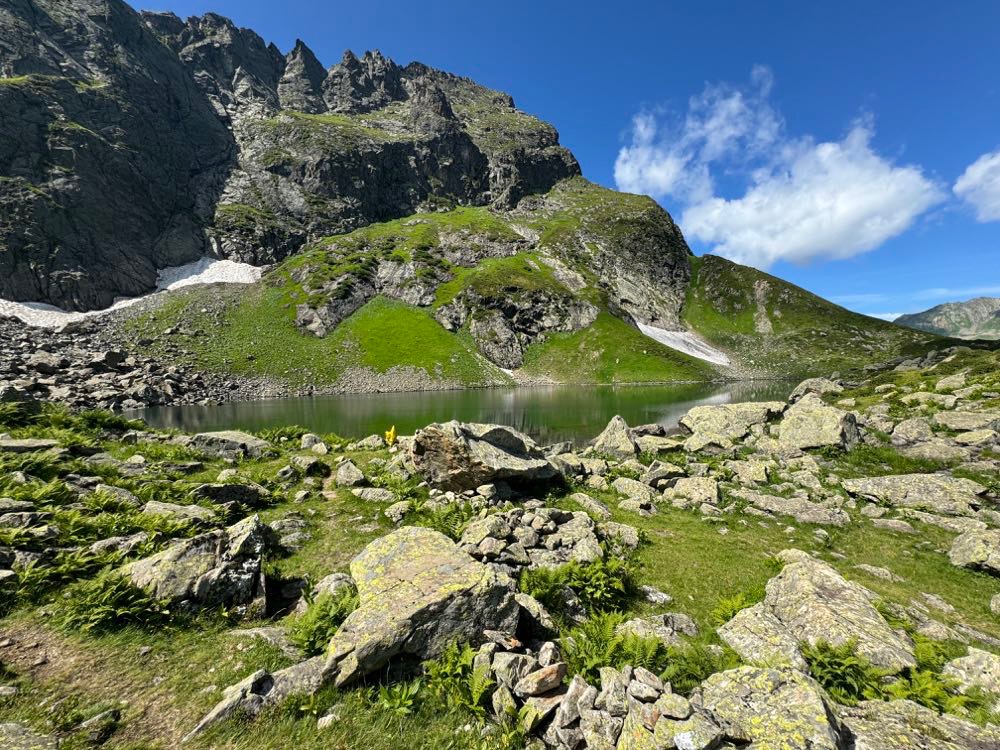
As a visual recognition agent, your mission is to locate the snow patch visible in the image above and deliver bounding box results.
[0,258,262,329]
[637,323,731,366]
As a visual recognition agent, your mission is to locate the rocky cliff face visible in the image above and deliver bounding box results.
[0,0,579,310]
[896,297,1000,340]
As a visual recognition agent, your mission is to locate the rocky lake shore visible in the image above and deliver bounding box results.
[1,343,999,749]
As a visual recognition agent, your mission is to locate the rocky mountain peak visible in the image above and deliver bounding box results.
[323,48,406,113]
[277,39,326,113]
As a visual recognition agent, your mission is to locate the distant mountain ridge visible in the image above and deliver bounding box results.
[896,297,1000,340]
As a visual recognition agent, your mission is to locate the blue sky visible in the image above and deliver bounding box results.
[137,0,1000,319]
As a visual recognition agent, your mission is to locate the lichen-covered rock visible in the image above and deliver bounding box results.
[948,529,1000,576]
[591,416,640,458]
[410,421,559,491]
[698,667,843,750]
[934,410,1000,432]
[190,431,273,459]
[789,377,844,402]
[0,722,58,750]
[326,526,519,686]
[840,699,1000,749]
[680,401,785,440]
[779,393,859,450]
[733,489,850,526]
[124,515,267,615]
[719,549,915,672]
[942,647,1000,698]
[843,474,986,517]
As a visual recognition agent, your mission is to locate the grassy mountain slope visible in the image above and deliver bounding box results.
[682,255,936,376]
[124,180,937,392]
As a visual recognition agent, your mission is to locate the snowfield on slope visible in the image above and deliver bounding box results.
[0,258,262,328]
[637,323,731,366]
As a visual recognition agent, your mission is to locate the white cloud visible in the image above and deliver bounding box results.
[615,69,944,269]
[869,312,904,321]
[954,150,1000,222]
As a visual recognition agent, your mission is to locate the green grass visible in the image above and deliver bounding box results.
[519,311,714,384]
[682,254,937,376]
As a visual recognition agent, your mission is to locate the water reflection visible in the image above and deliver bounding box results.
[134,381,794,446]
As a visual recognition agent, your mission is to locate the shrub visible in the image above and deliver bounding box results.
[660,640,741,695]
[561,613,670,684]
[424,641,495,718]
[55,571,171,632]
[710,586,765,626]
[519,556,637,621]
[800,639,890,705]
[288,588,359,656]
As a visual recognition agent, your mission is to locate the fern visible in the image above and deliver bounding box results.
[288,587,359,656]
[801,639,891,705]
[55,571,171,632]
[424,641,495,717]
[661,640,741,695]
[560,612,671,684]
[710,586,765,626]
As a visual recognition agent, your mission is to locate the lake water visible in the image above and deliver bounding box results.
[135,381,795,446]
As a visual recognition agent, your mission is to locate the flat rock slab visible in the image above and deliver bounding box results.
[734,489,850,526]
[0,438,59,453]
[719,549,916,672]
[699,667,843,750]
[0,722,58,749]
[190,431,272,458]
[680,401,785,439]
[779,394,859,450]
[840,699,1000,749]
[326,526,518,686]
[843,474,986,517]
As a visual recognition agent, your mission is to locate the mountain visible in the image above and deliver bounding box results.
[0,0,576,310]
[896,297,1000,340]
[2,0,935,390]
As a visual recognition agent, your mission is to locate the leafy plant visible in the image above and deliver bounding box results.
[424,641,495,718]
[377,679,422,717]
[660,640,741,695]
[885,669,969,714]
[55,571,171,632]
[519,555,637,621]
[710,586,765,626]
[560,613,670,684]
[288,587,359,656]
[800,639,891,705]
[411,502,477,541]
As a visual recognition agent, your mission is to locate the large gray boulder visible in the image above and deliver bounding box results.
[843,474,987,517]
[697,667,844,750]
[779,394,859,450]
[840,699,1000,749]
[718,549,916,672]
[326,526,519,686]
[680,401,785,441]
[124,515,267,616]
[789,377,844,402]
[948,529,1000,576]
[590,415,639,459]
[942,647,1000,700]
[733,489,850,526]
[190,431,273,459]
[410,421,559,491]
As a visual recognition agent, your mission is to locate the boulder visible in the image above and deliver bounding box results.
[141,500,216,524]
[0,438,60,454]
[779,394,859,450]
[942,647,1000,698]
[840,699,1000,749]
[326,527,519,686]
[718,549,915,672]
[789,377,843,402]
[733,489,850,526]
[191,482,270,508]
[590,415,639,458]
[680,401,785,440]
[948,529,1000,576]
[190,431,272,459]
[335,460,366,487]
[934,410,1000,432]
[0,723,58,750]
[843,474,986,517]
[698,667,843,750]
[124,515,267,615]
[410,421,559,491]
